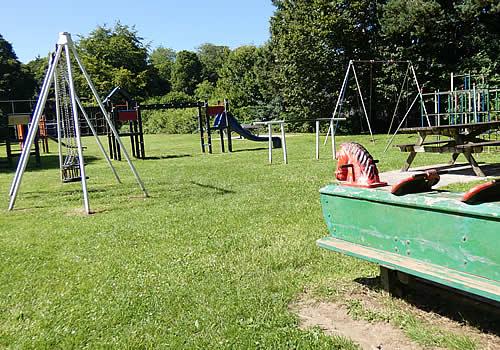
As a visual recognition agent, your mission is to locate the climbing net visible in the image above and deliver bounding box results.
[55,51,82,182]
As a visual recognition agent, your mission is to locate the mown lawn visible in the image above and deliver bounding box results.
[0,133,496,348]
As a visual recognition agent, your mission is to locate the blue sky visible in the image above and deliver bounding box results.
[1,0,275,63]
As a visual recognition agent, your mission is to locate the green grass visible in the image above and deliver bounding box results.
[0,133,495,348]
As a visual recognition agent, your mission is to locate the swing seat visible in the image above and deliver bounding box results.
[62,163,87,183]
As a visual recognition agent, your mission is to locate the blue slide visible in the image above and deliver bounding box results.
[213,113,282,148]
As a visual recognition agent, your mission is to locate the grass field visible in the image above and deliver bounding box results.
[0,133,497,349]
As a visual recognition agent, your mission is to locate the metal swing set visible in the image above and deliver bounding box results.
[8,32,148,214]
[324,59,429,148]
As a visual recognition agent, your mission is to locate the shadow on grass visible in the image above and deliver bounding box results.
[190,181,235,195]
[143,154,192,160]
[355,276,500,335]
[0,154,100,174]
[230,147,268,153]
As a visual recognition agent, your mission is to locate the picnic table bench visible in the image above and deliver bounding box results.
[397,121,500,176]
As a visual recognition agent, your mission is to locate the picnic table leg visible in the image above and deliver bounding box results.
[463,151,485,177]
[401,134,425,172]
[401,152,417,172]
[449,153,459,165]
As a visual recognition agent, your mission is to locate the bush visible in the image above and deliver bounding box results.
[141,91,199,134]
[142,108,199,134]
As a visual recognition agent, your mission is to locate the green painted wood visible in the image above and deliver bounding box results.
[317,236,500,302]
[319,184,500,301]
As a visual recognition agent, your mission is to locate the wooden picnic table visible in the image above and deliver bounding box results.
[397,121,500,176]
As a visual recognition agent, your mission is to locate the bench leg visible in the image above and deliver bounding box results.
[449,153,459,165]
[464,151,485,177]
[401,151,416,172]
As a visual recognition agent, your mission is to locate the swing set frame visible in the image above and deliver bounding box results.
[8,32,148,214]
[325,60,430,147]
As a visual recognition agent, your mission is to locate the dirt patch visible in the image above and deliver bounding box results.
[291,299,424,350]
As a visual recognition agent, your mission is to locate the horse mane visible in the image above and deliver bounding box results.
[340,142,379,179]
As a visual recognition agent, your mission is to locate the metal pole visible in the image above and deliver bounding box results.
[473,83,477,123]
[197,104,205,153]
[204,101,212,154]
[280,122,287,164]
[352,64,374,142]
[64,43,90,214]
[330,118,336,159]
[137,106,145,159]
[387,63,410,136]
[75,95,121,183]
[384,93,420,152]
[9,49,58,196]
[68,34,148,197]
[315,120,320,160]
[325,61,351,143]
[224,99,232,152]
[53,62,64,181]
[8,45,62,210]
[268,124,272,164]
[410,63,431,127]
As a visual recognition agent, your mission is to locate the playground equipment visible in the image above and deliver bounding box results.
[318,142,500,303]
[0,99,53,166]
[8,32,148,214]
[325,60,429,144]
[0,114,42,167]
[334,142,386,188]
[103,87,145,160]
[204,100,232,153]
[253,120,287,164]
[386,73,500,153]
[198,100,282,154]
[419,73,500,127]
[315,117,346,160]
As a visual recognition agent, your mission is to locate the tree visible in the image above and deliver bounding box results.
[197,43,230,85]
[25,55,49,93]
[217,46,263,108]
[171,50,202,95]
[76,23,150,98]
[380,0,500,87]
[270,0,381,124]
[0,34,36,100]
[149,46,176,94]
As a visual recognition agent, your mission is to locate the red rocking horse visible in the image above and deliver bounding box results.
[335,142,387,188]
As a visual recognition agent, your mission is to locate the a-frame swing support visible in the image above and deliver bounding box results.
[325,60,431,146]
[8,32,148,214]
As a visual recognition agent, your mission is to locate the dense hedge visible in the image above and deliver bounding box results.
[140,91,199,134]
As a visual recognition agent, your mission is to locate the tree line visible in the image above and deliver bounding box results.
[1,1,499,133]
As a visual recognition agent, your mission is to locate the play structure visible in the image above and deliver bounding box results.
[325,60,428,144]
[0,113,42,167]
[318,142,499,303]
[0,99,53,166]
[418,73,500,127]
[8,32,148,214]
[198,100,281,154]
[103,87,145,160]
[253,120,287,164]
